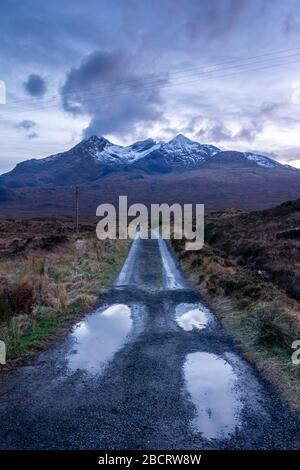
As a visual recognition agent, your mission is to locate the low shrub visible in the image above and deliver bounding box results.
[8,274,36,315]
[251,303,296,349]
[0,291,13,324]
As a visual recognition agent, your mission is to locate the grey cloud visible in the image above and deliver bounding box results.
[259,102,281,117]
[28,132,38,139]
[162,127,178,135]
[15,120,38,139]
[185,0,249,42]
[234,121,263,142]
[238,101,293,136]
[283,12,300,35]
[2,0,300,171]
[195,100,283,145]
[23,74,47,97]
[196,123,233,143]
[196,118,263,144]
[181,116,204,135]
[275,147,300,162]
[61,49,168,138]
[15,119,36,130]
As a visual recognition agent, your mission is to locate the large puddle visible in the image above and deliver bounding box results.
[67,304,132,374]
[176,303,210,331]
[184,352,243,440]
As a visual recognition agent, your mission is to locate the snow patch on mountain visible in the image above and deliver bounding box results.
[157,134,220,168]
[164,134,219,156]
[69,134,221,169]
[99,140,161,163]
[243,152,280,168]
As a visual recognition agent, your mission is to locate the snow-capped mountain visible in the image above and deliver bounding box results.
[0,133,297,189]
[103,138,161,163]
[129,134,220,173]
[164,133,219,154]
[69,133,219,169]
[81,136,161,165]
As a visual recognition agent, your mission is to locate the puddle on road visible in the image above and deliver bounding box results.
[67,304,132,374]
[184,352,243,440]
[175,303,209,331]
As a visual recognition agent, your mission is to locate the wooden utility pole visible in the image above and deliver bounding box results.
[75,186,79,233]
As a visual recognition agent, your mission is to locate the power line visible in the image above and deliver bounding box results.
[1,55,300,119]
[61,51,300,100]
[3,45,300,112]
[3,51,300,115]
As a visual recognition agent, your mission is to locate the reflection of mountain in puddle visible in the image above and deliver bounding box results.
[176,303,209,331]
[67,304,132,374]
[184,352,243,440]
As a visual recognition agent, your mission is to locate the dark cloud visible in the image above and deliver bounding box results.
[15,119,36,130]
[283,12,300,35]
[233,101,286,141]
[28,132,38,139]
[258,101,281,118]
[234,121,263,142]
[61,49,168,137]
[194,99,285,145]
[15,120,38,139]
[185,0,249,42]
[23,74,47,97]
[161,127,178,136]
[196,118,263,144]
[1,0,300,173]
[196,123,233,143]
[1,0,298,71]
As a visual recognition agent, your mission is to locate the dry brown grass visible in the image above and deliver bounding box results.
[0,219,129,360]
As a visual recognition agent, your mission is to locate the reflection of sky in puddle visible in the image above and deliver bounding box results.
[158,237,186,289]
[176,303,209,331]
[184,352,243,440]
[67,304,132,374]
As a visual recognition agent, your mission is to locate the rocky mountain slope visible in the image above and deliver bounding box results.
[0,134,293,189]
[0,134,299,216]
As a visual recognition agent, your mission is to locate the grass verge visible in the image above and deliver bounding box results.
[0,235,129,364]
[171,215,300,411]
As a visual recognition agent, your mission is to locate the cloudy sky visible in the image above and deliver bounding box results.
[1,0,300,173]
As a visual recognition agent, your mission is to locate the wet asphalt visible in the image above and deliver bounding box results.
[0,237,299,450]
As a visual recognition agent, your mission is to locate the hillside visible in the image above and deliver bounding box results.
[0,162,300,217]
[171,198,300,409]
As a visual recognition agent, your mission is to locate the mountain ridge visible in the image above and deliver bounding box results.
[0,134,296,189]
[1,133,300,217]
